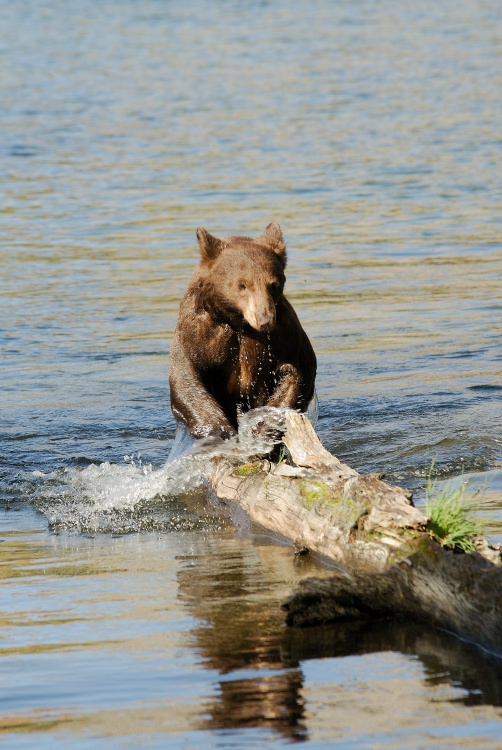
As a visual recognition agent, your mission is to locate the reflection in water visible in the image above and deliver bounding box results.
[175,532,502,743]
[203,672,306,741]
[176,540,321,741]
[284,620,502,708]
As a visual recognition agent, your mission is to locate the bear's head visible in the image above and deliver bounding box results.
[196,222,287,333]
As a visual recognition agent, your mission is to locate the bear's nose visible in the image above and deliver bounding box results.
[242,296,277,332]
[255,309,276,332]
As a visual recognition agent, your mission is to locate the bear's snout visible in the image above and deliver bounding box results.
[252,308,276,333]
[242,294,276,332]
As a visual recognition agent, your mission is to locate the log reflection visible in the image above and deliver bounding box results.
[282,618,502,707]
[176,534,502,742]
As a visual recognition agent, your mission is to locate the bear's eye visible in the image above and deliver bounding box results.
[270,281,281,292]
[238,282,247,291]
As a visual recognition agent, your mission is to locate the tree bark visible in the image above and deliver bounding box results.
[209,411,502,654]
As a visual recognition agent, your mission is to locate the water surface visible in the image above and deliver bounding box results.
[1,0,502,747]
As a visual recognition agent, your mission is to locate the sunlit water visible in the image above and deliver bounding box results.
[1,0,502,747]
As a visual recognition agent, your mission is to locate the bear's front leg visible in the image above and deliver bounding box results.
[169,342,237,441]
[170,381,237,440]
[244,364,308,459]
[267,363,312,412]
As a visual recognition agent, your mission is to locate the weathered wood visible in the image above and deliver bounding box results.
[282,538,502,654]
[208,411,502,654]
[211,412,427,571]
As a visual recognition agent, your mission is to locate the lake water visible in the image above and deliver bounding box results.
[1,0,502,747]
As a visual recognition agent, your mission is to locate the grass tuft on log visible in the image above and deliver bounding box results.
[425,461,486,553]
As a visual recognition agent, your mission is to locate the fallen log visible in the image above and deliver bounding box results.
[209,411,502,654]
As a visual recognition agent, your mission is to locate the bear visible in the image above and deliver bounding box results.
[169,222,316,442]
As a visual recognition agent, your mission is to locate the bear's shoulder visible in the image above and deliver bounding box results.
[173,278,237,367]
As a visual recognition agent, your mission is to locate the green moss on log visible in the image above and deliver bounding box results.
[234,462,262,477]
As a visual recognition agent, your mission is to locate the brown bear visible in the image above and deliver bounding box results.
[169,222,316,441]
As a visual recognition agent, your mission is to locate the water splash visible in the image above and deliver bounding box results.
[30,407,291,535]
[308,389,319,428]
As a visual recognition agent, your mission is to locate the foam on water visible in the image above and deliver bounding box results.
[31,407,292,534]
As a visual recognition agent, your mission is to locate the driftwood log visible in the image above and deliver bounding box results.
[209,412,502,655]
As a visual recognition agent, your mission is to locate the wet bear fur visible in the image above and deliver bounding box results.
[169,223,316,440]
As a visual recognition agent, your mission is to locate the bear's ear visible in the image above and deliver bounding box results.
[258,222,287,268]
[196,227,224,262]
